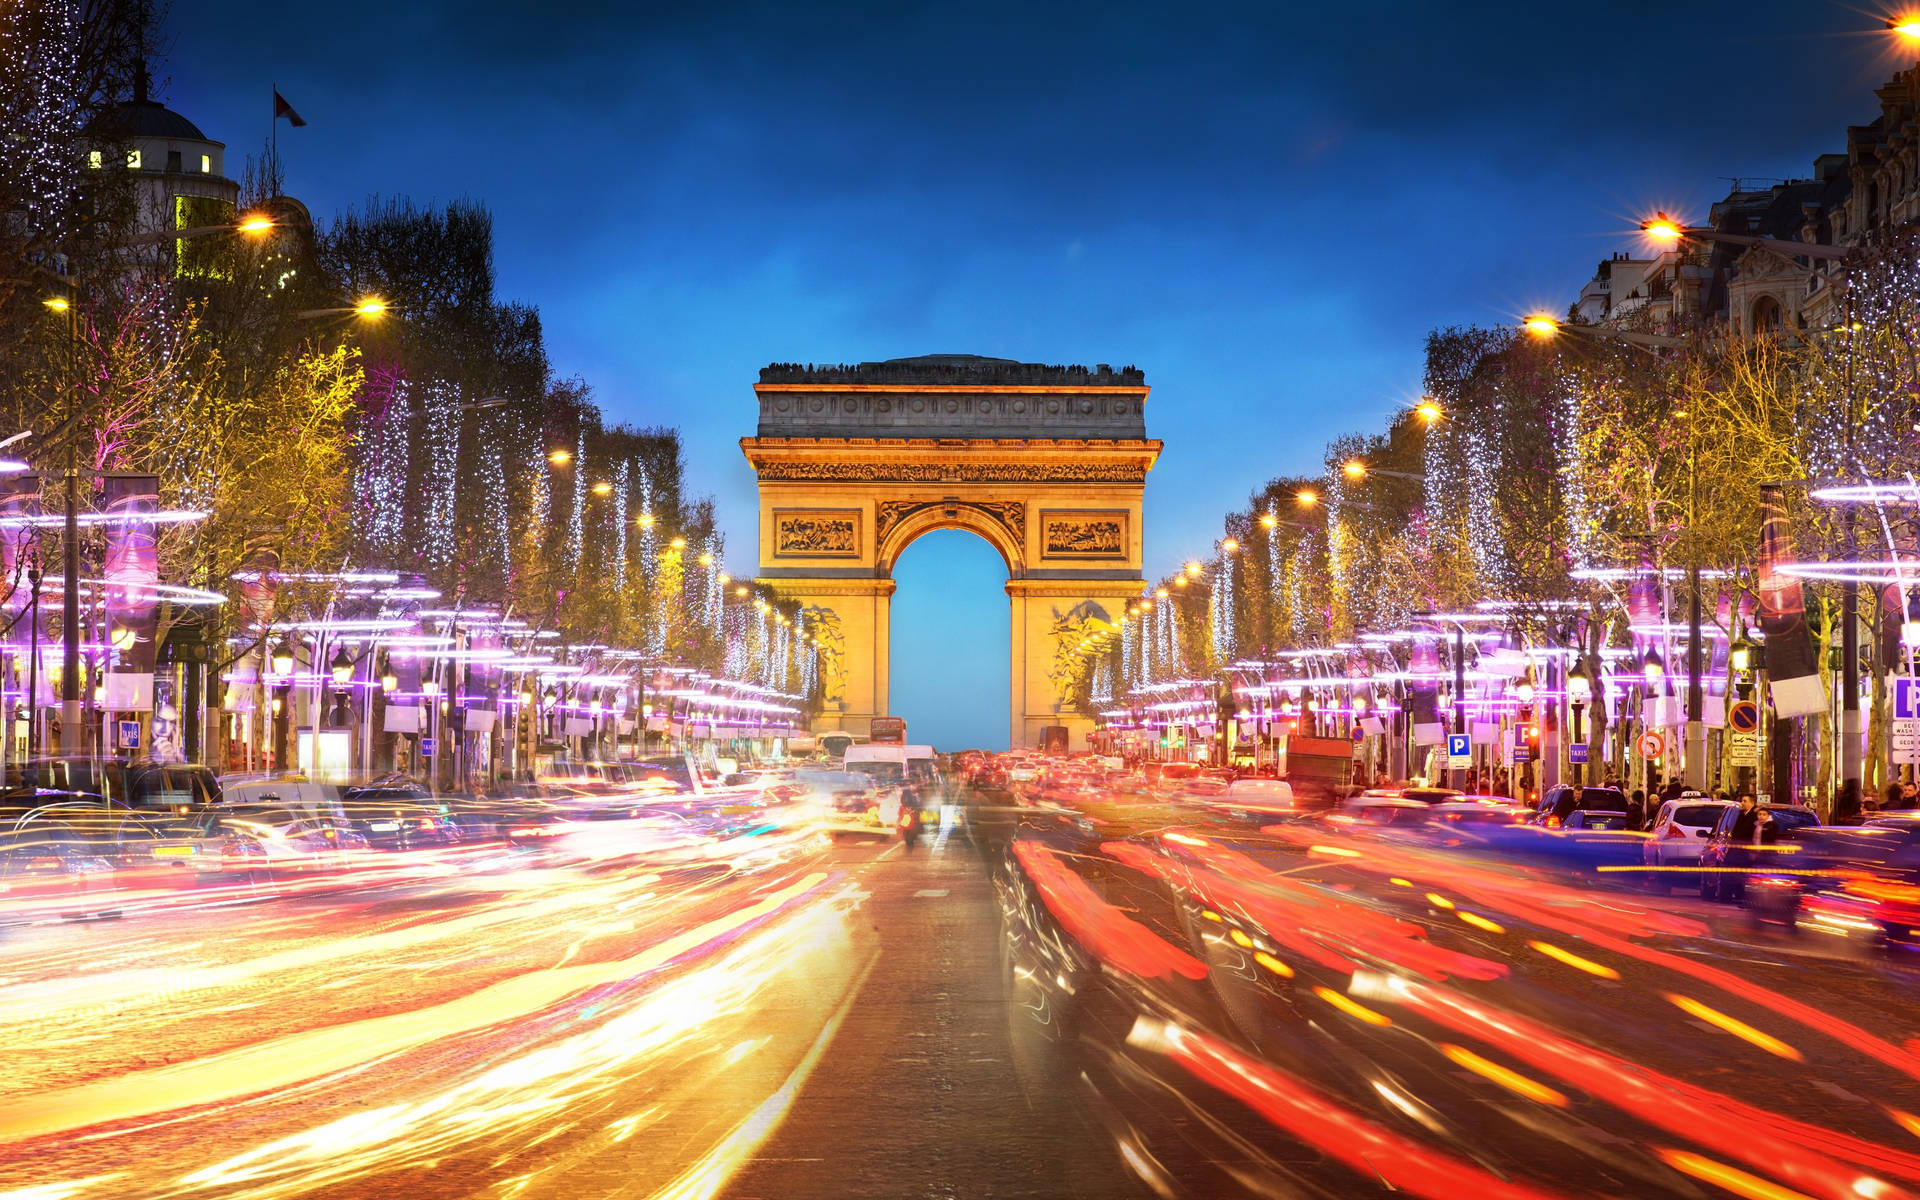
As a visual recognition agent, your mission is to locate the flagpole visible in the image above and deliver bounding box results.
[270,81,277,168]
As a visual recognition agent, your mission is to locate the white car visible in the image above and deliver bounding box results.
[1642,797,1735,889]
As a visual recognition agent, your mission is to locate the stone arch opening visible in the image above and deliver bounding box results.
[888,529,1013,749]
[876,501,1024,578]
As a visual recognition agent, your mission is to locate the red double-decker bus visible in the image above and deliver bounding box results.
[868,716,907,745]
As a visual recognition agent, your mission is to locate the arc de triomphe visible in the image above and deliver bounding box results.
[742,355,1160,750]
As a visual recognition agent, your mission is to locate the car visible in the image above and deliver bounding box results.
[1560,809,1634,831]
[176,802,370,881]
[1698,803,1821,903]
[5,801,205,909]
[338,797,462,851]
[1641,797,1735,890]
[1745,817,1920,943]
[1208,778,1295,813]
[1534,784,1629,827]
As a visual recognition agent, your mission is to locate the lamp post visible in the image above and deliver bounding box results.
[270,637,294,771]
[1567,657,1592,786]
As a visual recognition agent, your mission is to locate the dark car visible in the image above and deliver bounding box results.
[338,797,461,851]
[3,801,204,912]
[1534,785,1629,827]
[175,802,370,881]
[3,759,220,810]
[1750,817,1920,942]
[1699,803,1821,903]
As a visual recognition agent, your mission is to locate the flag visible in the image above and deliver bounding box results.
[1755,485,1824,717]
[273,89,307,127]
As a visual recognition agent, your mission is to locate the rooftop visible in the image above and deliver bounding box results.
[759,356,1146,388]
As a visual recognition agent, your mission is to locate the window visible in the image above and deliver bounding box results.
[126,148,141,169]
[200,153,211,173]
[87,150,102,169]
[165,150,182,173]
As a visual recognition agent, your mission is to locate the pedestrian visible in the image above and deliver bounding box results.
[1627,789,1646,830]
[1833,779,1865,826]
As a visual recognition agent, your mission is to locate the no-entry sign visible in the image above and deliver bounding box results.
[1637,730,1666,759]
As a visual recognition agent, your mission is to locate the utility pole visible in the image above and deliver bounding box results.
[59,282,81,755]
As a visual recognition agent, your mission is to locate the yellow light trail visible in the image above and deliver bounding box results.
[1664,993,1802,1062]
[1438,1044,1567,1107]
[1527,941,1619,980]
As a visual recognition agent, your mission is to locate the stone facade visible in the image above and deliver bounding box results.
[744,356,1159,750]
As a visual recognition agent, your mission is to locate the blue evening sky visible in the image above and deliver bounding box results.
[163,1,1897,748]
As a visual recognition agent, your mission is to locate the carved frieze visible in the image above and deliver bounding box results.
[1040,510,1128,559]
[754,460,1146,483]
[773,509,861,559]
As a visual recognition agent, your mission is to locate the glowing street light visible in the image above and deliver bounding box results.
[590,480,613,496]
[1415,399,1443,423]
[1889,14,1920,40]
[1221,538,1239,553]
[1639,212,1685,244]
[1295,488,1318,506]
[1184,561,1203,577]
[1524,314,1562,337]
[270,639,296,677]
[1641,649,1666,685]
[547,449,573,465]
[1259,512,1278,529]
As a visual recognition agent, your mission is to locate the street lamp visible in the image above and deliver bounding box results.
[1641,648,1666,686]
[329,646,353,687]
[270,639,295,677]
[1566,657,1593,786]
[1521,313,1685,351]
[1414,400,1443,423]
[1342,460,1428,484]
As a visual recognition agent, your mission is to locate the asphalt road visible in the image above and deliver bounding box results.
[4,793,1920,1200]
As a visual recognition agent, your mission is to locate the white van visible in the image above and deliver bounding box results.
[842,744,907,788]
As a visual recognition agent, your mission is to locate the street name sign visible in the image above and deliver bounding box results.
[1894,718,1920,766]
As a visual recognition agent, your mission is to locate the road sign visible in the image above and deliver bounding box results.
[1510,729,1532,763]
[1894,718,1920,765]
[1637,730,1666,760]
[1898,679,1920,722]
[116,719,141,751]
[1446,733,1472,770]
[1568,743,1589,765]
[421,736,438,757]
[1726,730,1759,768]
[1727,700,1760,735]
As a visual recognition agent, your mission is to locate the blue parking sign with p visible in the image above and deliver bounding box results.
[1447,733,1471,757]
[1897,679,1920,721]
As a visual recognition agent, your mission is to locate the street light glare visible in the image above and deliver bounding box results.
[1221,538,1238,553]
[1640,213,1684,243]
[547,449,572,465]
[42,296,70,312]
[353,297,388,318]
[1184,561,1202,577]
[1523,315,1560,337]
[1414,400,1443,423]
[1296,488,1318,506]
[590,480,613,496]
[237,214,276,235]
[1890,15,1920,40]
[1259,512,1278,529]
[1342,460,1367,479]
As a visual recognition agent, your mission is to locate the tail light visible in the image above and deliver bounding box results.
[1664,825,1687,839]
[416,818,436,831]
